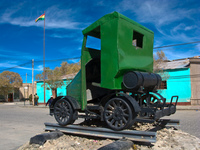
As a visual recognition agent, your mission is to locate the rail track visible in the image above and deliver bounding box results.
[44,119,179,143]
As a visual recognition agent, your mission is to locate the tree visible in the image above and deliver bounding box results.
[36,67,64,97]
[153,50,170,81]
[0,71,23,101]
[153,50,167,71]
[60,60,81,75]
[36,61,81,98]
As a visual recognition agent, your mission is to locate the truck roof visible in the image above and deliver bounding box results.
[82,11,153,37]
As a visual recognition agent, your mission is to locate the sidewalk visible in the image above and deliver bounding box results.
[1,101,48,108]
[1,101,200,110]
[176,105,200,110]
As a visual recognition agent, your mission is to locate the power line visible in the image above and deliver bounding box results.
[153,45,200,51]
[0,57,81,72]
[0,61,32,72]
[153,41,200,49]
[34,57,80,63]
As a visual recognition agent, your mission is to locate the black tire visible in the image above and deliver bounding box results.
[103,97,133,130]
[54,99,74,126]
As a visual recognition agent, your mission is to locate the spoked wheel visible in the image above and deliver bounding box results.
[141,94,162,106]
[140,94,163,117]
[104,97,134,131]
[54,99,75,126]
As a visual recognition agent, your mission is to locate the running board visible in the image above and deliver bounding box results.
[44,123,156,143]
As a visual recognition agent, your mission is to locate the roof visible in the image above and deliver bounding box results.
[82,11,154,37]
[156,59,190,70]
[36,73,78,83]
[61,73,78,80]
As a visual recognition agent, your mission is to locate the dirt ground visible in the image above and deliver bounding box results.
[18,122,200,150]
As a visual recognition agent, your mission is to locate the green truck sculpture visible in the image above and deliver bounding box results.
[50,12,178,131]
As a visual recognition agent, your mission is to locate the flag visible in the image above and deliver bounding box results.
[35,14,45,22]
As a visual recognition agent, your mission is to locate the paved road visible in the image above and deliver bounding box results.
[0,103,56,150]
[0,103,199,150]
[163,110,200,139]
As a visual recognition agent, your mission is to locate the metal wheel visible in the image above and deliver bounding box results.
[140,93,163,117]
[141,94,162,106]
[104,97,133,131]
[54,99,74,126]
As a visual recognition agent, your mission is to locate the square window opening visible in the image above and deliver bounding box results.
[86,35,101,50]
[159,81,167,89]
[132,31,144,48]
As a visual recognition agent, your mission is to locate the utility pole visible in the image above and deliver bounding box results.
[32,59,34,105]
[26,73,27,83]
[43,11,46,105]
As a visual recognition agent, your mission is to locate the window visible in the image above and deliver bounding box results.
[159,81,167,89]
[86,35,101,50]
[132,31,144,48]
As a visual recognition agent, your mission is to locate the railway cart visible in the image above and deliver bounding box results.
[50,12,178,131]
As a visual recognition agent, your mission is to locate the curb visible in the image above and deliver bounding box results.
[176,106,200,110]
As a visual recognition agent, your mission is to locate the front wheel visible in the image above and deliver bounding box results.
[103,97,134,130]
[54,99,75,126]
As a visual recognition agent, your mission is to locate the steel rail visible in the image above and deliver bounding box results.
[136,118,180,126]
[44,123,156,143]
[158,119,180,126]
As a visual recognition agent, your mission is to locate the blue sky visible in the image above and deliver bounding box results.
[0,0,199,83]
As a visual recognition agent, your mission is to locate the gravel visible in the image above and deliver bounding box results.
[18,122,200,150]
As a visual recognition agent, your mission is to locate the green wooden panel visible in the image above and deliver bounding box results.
[67,71,81,105]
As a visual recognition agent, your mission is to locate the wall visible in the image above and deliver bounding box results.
[36,79,71,104]
[189,58,200,105]
[158,68,191,104]
[19,83,36,101]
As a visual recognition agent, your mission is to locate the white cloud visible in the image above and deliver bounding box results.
[184,25,197,31]
[196,44,200,52]
[171,23,198,35]
[50,33,78,39]
[119,0,196,25]
[154,46,200,60]
[0,4,82,30]
[0,61,32,71]
[35,65,43,71]
[0,47,40,61]
[0,63,44,72]
[118,0,200,44]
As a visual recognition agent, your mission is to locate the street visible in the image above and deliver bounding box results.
[0,103,56,150]
[0,103,199,150]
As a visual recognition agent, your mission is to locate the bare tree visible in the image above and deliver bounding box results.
[153,50,170,81]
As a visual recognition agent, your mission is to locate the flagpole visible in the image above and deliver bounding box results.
[43,11,46,105]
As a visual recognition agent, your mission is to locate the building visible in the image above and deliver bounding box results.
[36,73,76,104]
[0,83,36,102]
[35,56,200,105]
[158,56,200,105]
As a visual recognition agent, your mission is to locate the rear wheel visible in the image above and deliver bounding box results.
[141,94,162,106]
[140,94,163,117]
[103,97,134,130]
[54,99,75,126]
